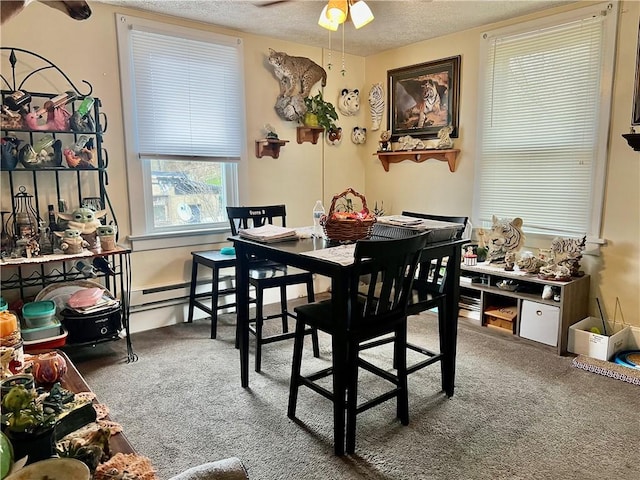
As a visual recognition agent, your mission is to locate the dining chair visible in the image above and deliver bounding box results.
[288,232,429,455]
[226,205,320,373]
[361,212,468,375]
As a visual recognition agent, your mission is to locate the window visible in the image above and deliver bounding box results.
[116,14,244,248]
[475,3,617,245]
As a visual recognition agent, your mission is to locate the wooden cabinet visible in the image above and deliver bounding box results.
[459,262,590,355]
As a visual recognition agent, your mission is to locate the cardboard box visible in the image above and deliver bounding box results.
[568,317,631,361]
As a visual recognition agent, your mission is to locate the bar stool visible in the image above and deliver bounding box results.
[187,250,242,341]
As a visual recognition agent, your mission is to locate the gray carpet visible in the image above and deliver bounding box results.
[67,310,640,480]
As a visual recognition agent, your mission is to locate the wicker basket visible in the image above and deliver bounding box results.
[320,188,376,243]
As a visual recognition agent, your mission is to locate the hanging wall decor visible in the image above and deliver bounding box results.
[337,88,360,116]
[351,126,366,144]
[387,56,460,139]
[368,83,384,131]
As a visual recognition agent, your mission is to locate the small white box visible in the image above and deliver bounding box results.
[520,300,560,347]
[568,317,631,361]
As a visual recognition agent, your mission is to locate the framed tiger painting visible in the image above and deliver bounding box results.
[387,55,460,140]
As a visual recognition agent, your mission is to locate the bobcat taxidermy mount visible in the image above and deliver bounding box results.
[268,48,326,99]
[1,0,92,25]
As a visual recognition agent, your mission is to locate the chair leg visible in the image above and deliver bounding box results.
[288,319,307,419]
[280,284,289,333]
[395,322,409,425]
[187,260,198,323]
[210,265,220,339]
[306,277,320,358]
[331,334,347,456]
[437,301,447,392]
[254,286,265,372]
[345,338,360,454]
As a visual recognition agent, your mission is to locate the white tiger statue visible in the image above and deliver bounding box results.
[368,83,384,131]
[338,88,360,116]
[486,215,525,264]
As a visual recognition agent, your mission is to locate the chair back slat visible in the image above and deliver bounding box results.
[227,205,287,235]
[351,233,429,332]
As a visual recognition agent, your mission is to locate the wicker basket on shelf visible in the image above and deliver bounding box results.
[320,188,376,243]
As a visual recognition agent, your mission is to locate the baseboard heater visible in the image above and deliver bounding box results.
[130,281,210,312]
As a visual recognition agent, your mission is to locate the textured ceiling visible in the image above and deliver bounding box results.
[99,0,575,57]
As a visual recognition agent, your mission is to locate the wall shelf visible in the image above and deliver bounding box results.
[255,138,289,158]
[622,133,640,151]
[374,149,460,172]
[296,127,324,144]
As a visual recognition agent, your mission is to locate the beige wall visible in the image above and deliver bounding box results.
[364,1,640,327]
[2,1,638,326]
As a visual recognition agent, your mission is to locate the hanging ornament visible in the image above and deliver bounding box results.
[340,24,346,76]
[327,29,332,70]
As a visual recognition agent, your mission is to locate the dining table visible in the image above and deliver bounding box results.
[230,233,465,453]
[231,233,465,380]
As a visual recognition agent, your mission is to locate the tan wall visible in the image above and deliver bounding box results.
[2,1,638,326]
[363,1,640,326]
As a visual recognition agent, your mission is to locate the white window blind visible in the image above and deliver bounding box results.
[475,3,617,239]
[130,25,242,160]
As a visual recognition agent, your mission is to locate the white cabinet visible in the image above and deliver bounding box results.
[520,300,560,347]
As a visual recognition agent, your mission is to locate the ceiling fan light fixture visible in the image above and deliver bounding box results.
[318,4,339,31]
[326,0,348,24]
[349,0,374,29]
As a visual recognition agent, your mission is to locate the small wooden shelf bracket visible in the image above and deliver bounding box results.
[255,139,289,158]
[296,127,324,144]
[374,149,460,172]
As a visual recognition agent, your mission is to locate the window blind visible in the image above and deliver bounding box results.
[475,8,612,237]
[129,25,242,160]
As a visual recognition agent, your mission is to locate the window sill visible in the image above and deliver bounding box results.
[128,228,232,252]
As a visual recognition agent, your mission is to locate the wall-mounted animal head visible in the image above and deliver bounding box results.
[338,89,360,116]
[1,1,92,25]
[351,127,367,145]
[326,127,343,146]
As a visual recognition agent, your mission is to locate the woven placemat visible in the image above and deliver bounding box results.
[572,354,640,386]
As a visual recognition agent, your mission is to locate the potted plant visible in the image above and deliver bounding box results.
[303,91,339,131]
[1,385,56,464]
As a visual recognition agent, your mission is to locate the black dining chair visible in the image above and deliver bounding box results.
[361,212,468,376]
[226,205,320,373]
[288,232,429,455]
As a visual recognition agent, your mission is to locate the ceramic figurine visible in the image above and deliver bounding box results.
[486,215,525,264]
[337,88,360,116]
[423,125,454,149]
[326,127,343,146]
[396,135,425,150]
[97,224,117,251]
[368,83,384,131]
[31,352,67,385]
[351,127,366,145]
[516,252,546,274]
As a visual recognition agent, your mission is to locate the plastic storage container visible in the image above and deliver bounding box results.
[20,318,63,342]
[22,301,56,328]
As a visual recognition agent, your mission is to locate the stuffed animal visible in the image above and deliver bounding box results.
[55,229,89,254]
[351,126,366,145]
[338,89,360,116]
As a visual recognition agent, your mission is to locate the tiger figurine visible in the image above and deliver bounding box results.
[486,215,525,264]
[368,83,384,131]
[268,48,326,98]
[550,235,586,277]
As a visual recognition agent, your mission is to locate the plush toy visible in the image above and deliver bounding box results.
[379,130,391,151]
[55,229,89,254]
[57,207,107,235]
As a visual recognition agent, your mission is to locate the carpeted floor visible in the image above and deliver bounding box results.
[67,311,640,480]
